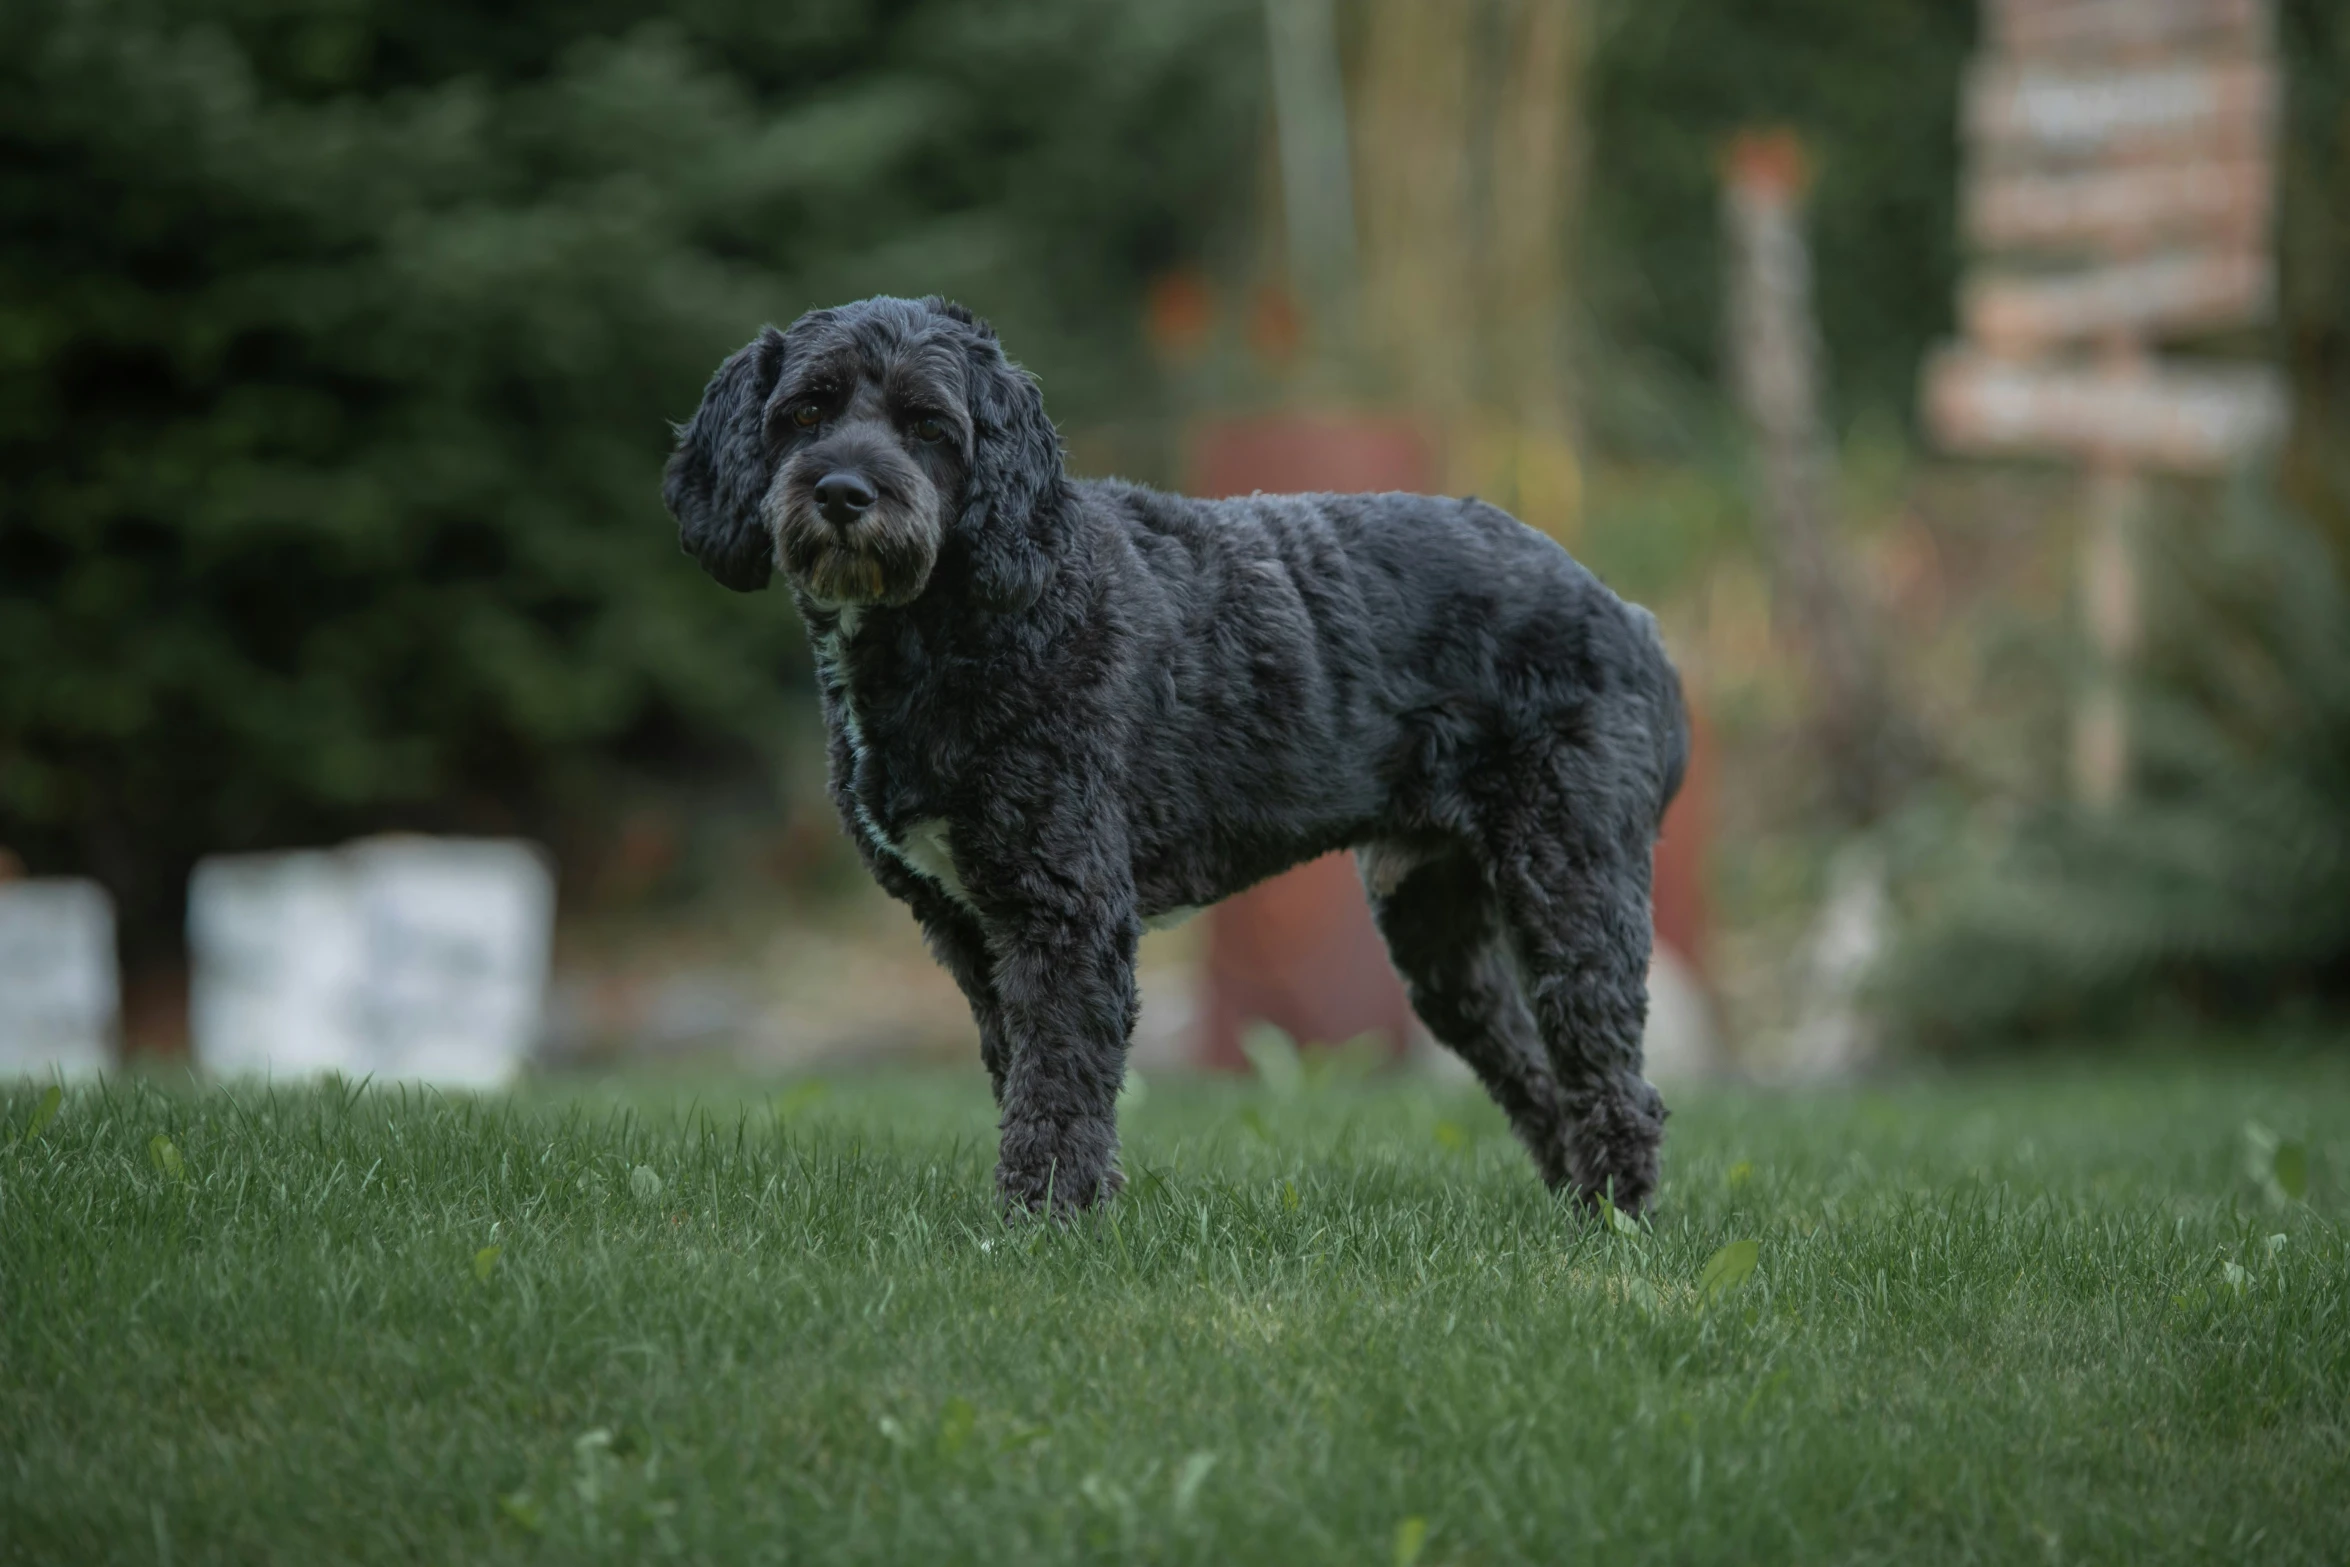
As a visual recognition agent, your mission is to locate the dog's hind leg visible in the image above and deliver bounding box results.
[1484,809,1667,1216]
[1365,845,1574,1186]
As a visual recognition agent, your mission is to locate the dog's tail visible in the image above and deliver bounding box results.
[1627,603,1690,833]
[1658,675,1691,830]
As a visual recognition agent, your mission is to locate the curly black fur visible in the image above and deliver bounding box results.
[664,297,1689,1216]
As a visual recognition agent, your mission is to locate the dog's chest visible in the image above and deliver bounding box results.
[816,624,1199,928]
[818,629,971,900]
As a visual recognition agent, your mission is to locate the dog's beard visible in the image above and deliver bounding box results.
[775,499,939,608]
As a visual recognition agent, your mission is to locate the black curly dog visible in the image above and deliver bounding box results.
[664,296,1688,1217]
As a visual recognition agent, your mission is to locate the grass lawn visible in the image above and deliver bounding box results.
[4,1054,2347,1565]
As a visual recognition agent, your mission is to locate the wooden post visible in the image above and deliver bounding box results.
[1723,129,1908,823]
[2073,449,2144,804]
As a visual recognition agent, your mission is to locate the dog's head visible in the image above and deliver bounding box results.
[662,296,1067,613]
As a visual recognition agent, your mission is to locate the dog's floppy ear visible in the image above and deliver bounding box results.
[945,304,1069,611]
[663,327,786,593]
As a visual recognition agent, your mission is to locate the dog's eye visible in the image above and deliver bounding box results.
[789,401,824,429]
[911,416,948,444]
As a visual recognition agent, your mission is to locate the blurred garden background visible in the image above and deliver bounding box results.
[5,0,2350,1078]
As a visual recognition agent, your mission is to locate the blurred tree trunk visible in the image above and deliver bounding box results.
[1485,0,1583,437]
[1351,0,1479,409]
[1344,0,1586,530]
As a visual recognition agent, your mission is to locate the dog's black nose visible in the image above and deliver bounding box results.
[814,471,877,528]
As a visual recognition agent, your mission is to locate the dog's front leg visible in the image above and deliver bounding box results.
[853,848,1018,1105]
[967,850,1140,1218]
[914,904,1013,1106]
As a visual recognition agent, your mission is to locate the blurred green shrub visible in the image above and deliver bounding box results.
[1882,485,2350,1046]
[0,0,1258,947]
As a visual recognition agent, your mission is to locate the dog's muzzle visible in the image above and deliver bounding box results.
[773,471,939,608]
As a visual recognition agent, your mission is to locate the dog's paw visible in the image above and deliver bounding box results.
[1563,1076,1667,1218]
[996,1115,1121,1218]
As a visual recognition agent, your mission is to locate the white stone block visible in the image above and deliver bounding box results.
[1641,943,1723,1084]
[0,879,119,1078]
[189,837,553,1088]
[347,837,554,1089]
[188,851,367,1079]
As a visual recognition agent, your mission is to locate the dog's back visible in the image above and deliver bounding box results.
[1071,478,1685,903]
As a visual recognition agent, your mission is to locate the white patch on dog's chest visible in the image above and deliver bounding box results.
[888,817,971,906]
[878,813,1201,931]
